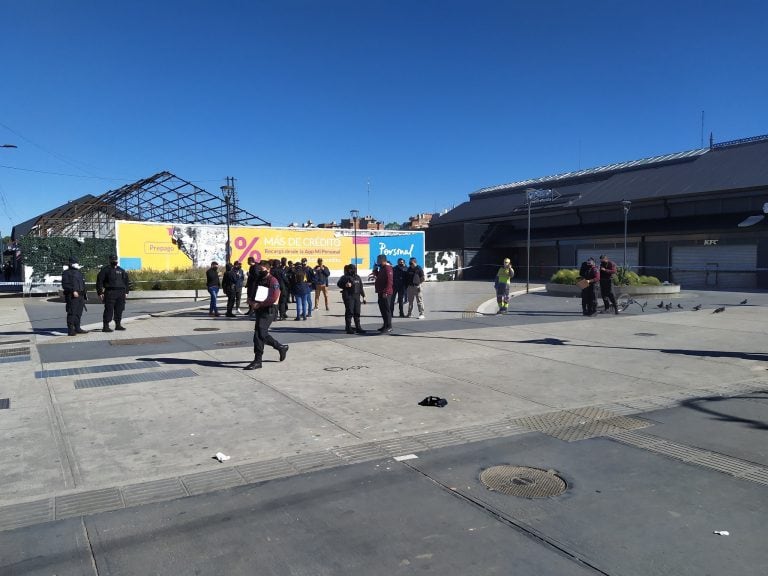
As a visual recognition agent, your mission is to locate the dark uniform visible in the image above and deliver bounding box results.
[598,256,619,314]
[337,264,367,334]
[390,259,407,317]
[579,259,599,316]
[244,262,289,370]
[96,255,130,332]
[61,258,88,336]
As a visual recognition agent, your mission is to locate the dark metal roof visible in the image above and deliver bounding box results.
[11,194,97,239]
[435,136,768,226]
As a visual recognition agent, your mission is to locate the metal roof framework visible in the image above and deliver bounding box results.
[32,171,270,237]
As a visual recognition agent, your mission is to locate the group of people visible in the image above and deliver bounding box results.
[578,255,619,316]
[206,257,331,321]
[2,260,13,282]
[61,254,130,336]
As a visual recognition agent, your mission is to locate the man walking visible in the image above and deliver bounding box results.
[599,254,619,314]
[372,254,393,332]
[96,254,130,332]
[405,257,426,319]
[494,257,515,314]
[61,256,88,336]
[244,260,289,370]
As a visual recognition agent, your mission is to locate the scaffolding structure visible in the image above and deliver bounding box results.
[31,171,270,238]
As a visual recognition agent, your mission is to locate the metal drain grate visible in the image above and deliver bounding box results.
[215,340,249,347]
[0,399,9,409]
[0,356,29,364]
[74,368,197,389]
[634,333,657,337]
[0,339,30,346]
[109,337,171,346]
[480,465,567,498]
[193,327,220,331]
[36,361,161,379]
[0,347,30,357]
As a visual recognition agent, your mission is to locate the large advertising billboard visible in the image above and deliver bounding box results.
[115,221,424,276]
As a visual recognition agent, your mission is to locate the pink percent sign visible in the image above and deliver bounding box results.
[234,236,262,263]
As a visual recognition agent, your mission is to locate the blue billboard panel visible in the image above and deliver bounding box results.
[368,233,425,265]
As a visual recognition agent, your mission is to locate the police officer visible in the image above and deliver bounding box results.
[598,254,619,314]
[61,256,88,336]
[244,260,289,370]
[96,254,130,332]
[338,264,367,334]
[390,258,407,318]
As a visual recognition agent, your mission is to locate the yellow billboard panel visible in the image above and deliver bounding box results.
[116,221,425,275]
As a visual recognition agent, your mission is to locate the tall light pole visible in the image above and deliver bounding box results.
[621,200,632,270]
[221,182,235,264]
[526,192,532,294]
[350,209,359,265]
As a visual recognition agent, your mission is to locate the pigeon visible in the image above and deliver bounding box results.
[692,304,702,311]
[656,301,664,309]
[713,307,725,314]
[739,299,748,305]
[677,303,684,309]
[665,303,673,311]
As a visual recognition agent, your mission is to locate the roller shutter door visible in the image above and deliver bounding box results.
[576,248,638,270]
[671,245,757,289]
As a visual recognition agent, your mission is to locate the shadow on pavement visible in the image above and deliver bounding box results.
[680,392,768,430]
[136,356,250,368]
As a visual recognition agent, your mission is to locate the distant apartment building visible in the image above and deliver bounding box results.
[403,213,433,230]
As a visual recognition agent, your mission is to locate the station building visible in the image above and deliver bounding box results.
[427,134,768,289]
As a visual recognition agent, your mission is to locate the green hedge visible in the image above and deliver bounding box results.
[83,268,208,291]
[550,267,661,286]
[19,236,116,281]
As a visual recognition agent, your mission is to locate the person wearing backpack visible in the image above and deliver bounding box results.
[405,257,426,319]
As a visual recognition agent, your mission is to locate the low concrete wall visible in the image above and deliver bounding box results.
[545,283,681,296]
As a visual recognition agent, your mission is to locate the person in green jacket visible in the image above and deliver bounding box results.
[495,258,515,313]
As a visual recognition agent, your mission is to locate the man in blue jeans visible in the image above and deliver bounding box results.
[206,261,221,316]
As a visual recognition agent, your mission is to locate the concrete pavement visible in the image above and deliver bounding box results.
[0,281,766,574]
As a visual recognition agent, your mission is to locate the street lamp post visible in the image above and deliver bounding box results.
[221,184,234,264]
[621,200,632,270]
[526,193,532,294]
[350,209,359,265]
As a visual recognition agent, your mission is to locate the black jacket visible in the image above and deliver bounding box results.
[405,265,425,287]
[393,264,407,289]
[61,268,86,297]
[96,265,130,294]
[206,267,220,288]
[337,273,366,300]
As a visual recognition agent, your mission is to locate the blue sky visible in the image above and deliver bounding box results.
[1,0,767,233]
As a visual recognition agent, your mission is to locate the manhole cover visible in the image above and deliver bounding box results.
[193,327,220,332]
[215,340,248,347]
[480,465,566,498]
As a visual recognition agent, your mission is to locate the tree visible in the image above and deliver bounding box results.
[384,222,401,230]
